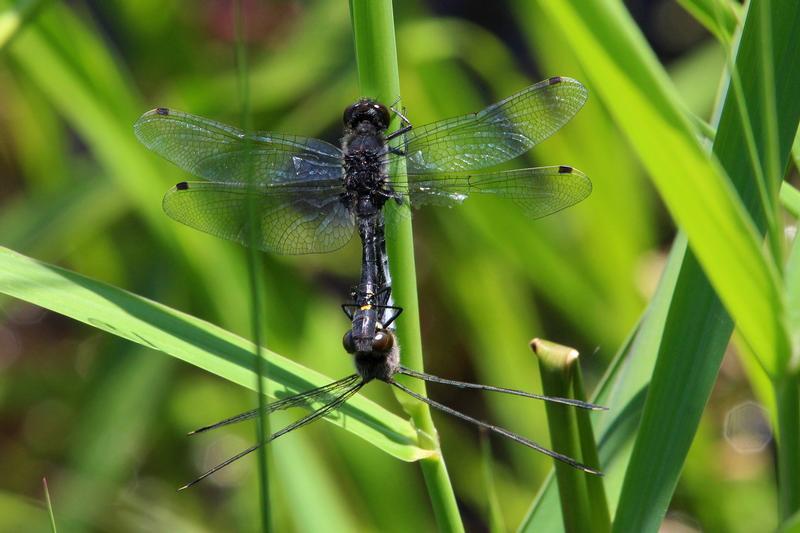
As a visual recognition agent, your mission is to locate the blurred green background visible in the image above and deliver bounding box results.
[0,0,776,531]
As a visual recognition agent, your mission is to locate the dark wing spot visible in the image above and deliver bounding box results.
[156,107,170,116]
[558,165,573,174]
[548,76,563,85]
[176,182,189,190]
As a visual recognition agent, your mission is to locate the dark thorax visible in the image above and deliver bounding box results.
[340,99,394,217]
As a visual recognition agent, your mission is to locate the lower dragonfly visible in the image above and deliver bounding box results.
[179,225,605,490]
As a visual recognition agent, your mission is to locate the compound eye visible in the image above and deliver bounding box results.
[342,330,356,354]
[343,104,357,126]
[372,330,394,352]
[374,104,390,129]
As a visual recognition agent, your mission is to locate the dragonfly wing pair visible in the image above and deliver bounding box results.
[134,77,591,254]
[134,108,352,254]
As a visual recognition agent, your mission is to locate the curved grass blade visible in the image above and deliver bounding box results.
[0,246,434,462]
[529,2,800,531]
[539,0,787,378]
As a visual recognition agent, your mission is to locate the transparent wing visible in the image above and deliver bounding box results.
[180,375,364,490]
[399,77,587,173]
[134,108,343,184]
[393,166,591,218]
[163,181,355,254]
[188,374,362,435]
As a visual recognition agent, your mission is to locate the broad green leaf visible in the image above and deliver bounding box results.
[0,246,433,462]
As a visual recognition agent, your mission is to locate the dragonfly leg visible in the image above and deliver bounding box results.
[385,125,412,142]
[388,101,412,128]
[341,303,357,320]
[378,305,403,328]
[386,100,413,142]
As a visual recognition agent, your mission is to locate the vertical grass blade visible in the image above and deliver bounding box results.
[234,1,271,530]
[777,377,800,520]
[479,431,507,533]
[348,1,463,530]
[571,363,611,529]
[42,478,56,533]
[534,0,800,530]
[781,183,800,219]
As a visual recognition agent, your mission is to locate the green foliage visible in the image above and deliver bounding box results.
[1,0,799,531]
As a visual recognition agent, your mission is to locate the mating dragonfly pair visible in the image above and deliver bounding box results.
[134,76,602,489]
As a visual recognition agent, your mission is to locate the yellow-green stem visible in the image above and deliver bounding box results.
[348,1,463,530]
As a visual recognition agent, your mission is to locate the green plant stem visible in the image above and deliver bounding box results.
[42,478,57,533]
[348,1,463,531]
[572,363,611,529]
[479,431,506,533]
[777,376,800,520]
[532,339,601,533]
[235,2,271,531]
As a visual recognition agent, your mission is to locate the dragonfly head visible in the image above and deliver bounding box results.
[343,306,399,381]
[343,307,392,354]
[343,99,391,131]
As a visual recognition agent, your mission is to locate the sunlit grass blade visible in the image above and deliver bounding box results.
[0,246,434,462]
[42,478,56,533]
[540,0,788,376]
[0,0,49,49]
[531,1,800,531]
[677,0,740,42]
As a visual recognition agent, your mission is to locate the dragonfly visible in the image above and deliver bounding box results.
[133,75,592,259]
[179,275,605,490]
[135,76,591,344]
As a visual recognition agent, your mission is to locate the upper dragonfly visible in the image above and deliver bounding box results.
[133,76,591,255]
